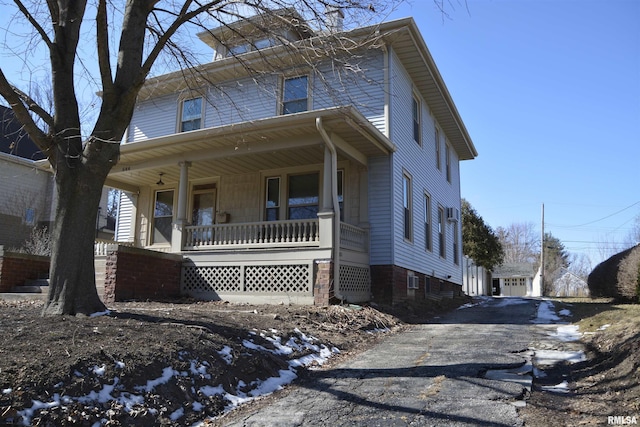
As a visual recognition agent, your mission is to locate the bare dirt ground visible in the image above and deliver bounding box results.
[522,298,640,426]
[0,297,462,426]
[1,297,637,426]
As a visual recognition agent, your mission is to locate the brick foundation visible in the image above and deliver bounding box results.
[103,246,183,303]
[371,264,462,305]
[313,259,334,306]
[0,246,49,292]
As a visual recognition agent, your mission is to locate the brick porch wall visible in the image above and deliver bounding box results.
[0,246,49,292]
[313,259,333,306]
[103,246,183,303]
[371,264,462,305]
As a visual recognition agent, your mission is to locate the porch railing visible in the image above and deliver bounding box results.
[184,219,320,249]
[339,222,368,252]
[94,239,134,256]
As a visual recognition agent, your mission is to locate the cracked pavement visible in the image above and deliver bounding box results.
[217,298,555,426]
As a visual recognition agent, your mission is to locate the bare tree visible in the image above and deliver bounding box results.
[623,212,640,249]
[0,0,401,316]
[495,222,540,264]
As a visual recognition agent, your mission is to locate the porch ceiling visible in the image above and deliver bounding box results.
[107,106,394,190]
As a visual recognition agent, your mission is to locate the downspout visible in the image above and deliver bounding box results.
[316,117,343,302]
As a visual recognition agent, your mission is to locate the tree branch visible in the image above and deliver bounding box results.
[13,0,54,49]
[11,86,55,129]
[96,0,114,95]
[0,68,55,161]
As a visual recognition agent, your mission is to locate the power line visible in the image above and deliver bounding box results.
[557,201,640,228]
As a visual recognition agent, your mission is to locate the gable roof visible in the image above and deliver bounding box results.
[137,16,476,161]
[492,262,536,278]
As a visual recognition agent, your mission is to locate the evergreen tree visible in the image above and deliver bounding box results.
[461,199,504,271]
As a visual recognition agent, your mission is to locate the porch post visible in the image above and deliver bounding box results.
[318,146,335,248]
[171,161,191,252]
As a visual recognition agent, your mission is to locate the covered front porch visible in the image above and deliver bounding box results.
[106,107,394,304]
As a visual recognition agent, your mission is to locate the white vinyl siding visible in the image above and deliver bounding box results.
[312,52,386,134]
[115,191,136,242]
[368,156,393,265]
[387,48,462,283]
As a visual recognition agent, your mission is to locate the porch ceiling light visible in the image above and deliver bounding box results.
[156,173,165,186]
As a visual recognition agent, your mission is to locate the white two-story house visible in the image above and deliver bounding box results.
[107,9,477,306]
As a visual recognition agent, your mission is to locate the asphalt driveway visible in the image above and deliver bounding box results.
[218,297,543,426]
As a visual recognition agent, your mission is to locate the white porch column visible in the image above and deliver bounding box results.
[171,161,191,252]
[319,146,335,248]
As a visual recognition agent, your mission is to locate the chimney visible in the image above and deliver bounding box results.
[325,6,344,33]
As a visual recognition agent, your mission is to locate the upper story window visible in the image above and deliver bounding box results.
[282,76,308,115]
[412,95,421,145]
[445,142,451,183]
[180,97,202,132]
[435,127,441,170]
[402,172,412,242]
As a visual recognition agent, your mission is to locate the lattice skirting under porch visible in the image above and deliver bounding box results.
[181,263,312,296]
[338,263,371,303]
[181,261,372,304]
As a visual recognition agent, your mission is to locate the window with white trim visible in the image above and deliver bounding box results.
[453,222,459,265]
[153,190,174,244]
[424,193,432,252]
[445,142,451,183]
[435,127,441,170]
[403,172,412,241]
[180,97,202,132]
[282,76,308,115]
[265,177,281,221]
[412,95,421,145]
[438,205,445,258]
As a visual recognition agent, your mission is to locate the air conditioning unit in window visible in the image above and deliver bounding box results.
[446,207,460,222]
[407,274,419,289]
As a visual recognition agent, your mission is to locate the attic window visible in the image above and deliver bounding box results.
[227,43,249,56]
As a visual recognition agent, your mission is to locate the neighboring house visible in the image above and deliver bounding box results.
[550,267,589,297]
[0,106,114,248]
[491,263,537,297]
[0,106,54,248]
[107,10,477,305]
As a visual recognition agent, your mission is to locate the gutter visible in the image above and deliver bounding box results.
[315,116,343,302]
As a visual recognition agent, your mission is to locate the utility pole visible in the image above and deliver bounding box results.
[540,203,545,296]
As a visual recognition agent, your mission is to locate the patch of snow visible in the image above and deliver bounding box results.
[136,367,177,393]
[541,380,570,393]
[549,325,581,342]
[531,300,561,323]
[558,308,572,317]
[89,310,111,318]
[534,349,586,366]
[169,407,184,421]
[217,346,233,364]
[115,361,125,369]
[190,360,211,379]
[598,324,611,331]
[2,388,12,394]
[92,364,106,376]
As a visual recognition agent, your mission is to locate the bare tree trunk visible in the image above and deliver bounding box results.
[42,167,107,316]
